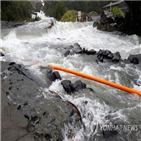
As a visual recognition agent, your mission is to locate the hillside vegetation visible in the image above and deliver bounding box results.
[1,1,109,22]
[107,7,125,17]
[44,1,109,21]
[1,1,33,22]
[60,10,78,22]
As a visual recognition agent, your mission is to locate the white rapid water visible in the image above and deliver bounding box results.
[1,14,141,141]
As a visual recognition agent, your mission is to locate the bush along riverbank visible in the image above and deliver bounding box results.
[60,10,93,22]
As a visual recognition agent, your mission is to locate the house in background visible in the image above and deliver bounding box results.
[102,0,128,14]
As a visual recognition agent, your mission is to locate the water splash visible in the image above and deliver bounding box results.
[1,17,141,140]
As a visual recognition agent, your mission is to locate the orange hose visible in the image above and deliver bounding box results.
[49,64,141,97]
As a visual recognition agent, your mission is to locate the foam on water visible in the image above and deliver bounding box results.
[1,15,141,140]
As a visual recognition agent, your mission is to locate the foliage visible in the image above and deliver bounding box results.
[1,1,110,22]
[43,1,58,17]
[108,7,125,17]
[43,1,110,20]
[44,1,66,20]
[55,2,66,20]
[60,10,78,22]
[1,1,33,22]
[88,11,98,16]
[35,2,43,12]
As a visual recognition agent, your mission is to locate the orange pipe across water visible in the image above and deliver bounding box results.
[49,64,141,97]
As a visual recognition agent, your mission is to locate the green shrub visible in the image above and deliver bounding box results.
[1,1,33,22]
[88,11,98,16]
[108,7,124,17]
[60,10,78,22]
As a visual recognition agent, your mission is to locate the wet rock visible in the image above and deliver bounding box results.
[24,109,38,121]
[127,54,141,64]
[112,52,121,62]
[102,130,118,138]
[63,45,74,57]
[72,80,86,91]
[81,48,88,54]
[61,80,73,93]
[94,10,125,32]
[61,79,87,93]
[1,61,81,141]
[131,57,139,64]
[87,49,96,55]
[96,11,116,32]
[94,2,141,36]
[73,43,83,54]
[47,72,55,81]
[1,81,28,141]
[64,43,96,57]
[9,62,16,66]
[97,49,103,56]
[64,50,70,57]
[85,49,96,55]
[103,50,111,57]
[101,11,115,24]
[0,52,5,56]
[64,43,82,57]
[98,56,104,62]
[97,49,113,59]
[1,61,11,71]
[47,70,61,81]
[81,48,97,56]
[108,53,114,59]
[53,71,62,80]
[95,49,140,65]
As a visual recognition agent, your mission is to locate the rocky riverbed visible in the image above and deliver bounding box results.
[1,61,83,141]
[1,15,141,140]
[1,43,141,140]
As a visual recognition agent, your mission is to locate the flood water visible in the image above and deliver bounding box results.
[1,12,141,141]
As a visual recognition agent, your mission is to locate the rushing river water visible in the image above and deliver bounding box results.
[1,13,141,141]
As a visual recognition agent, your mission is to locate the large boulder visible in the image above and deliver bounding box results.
[61,80,73,93]
[94,11,116,32]
[1,61,81,141]
[96,50,121,63]
[72,80,86,91]
[61,79,88,94]
[1,52,5,56]
[127,54,141,64]
[1,82,29,141]
[94,2,141,36]
[112,52,121,63]
[63,43,96,57]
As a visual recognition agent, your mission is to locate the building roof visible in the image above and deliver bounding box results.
[103,0,124,9]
